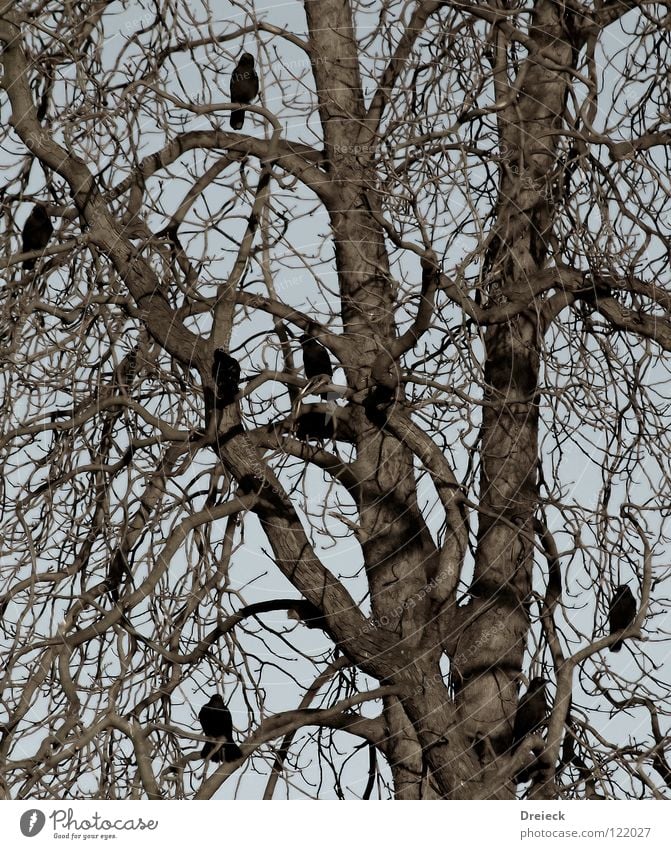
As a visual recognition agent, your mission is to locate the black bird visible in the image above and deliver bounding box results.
[21,204,53,269]
[511,677,548,752]
[198,694,243,763]
[230,53,259,130]
[574,273,612,309]
[299,334,333,400]
[363,383,395,428]
[609,584,637,652]
[295,410,334,442]
[287,599,328,630]
[212,349,241,409]
[511,677,549,783]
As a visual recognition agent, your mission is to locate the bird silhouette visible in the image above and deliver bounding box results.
[287,600,328,630]
[295,410,334,442]
[212,349,240,409]
[511,677,549,783]
[363,383,395,428]
[299,335,333,400]
[230,53,259,130]
[21,204,53,269]
[511,677,548,751]
[198,694,243,763]
[609,584,637,652]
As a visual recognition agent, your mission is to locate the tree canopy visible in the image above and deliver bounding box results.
[1,0,671,800]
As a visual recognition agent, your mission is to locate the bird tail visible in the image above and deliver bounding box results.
[230,109,245,130]
[224,741,243,761]
[610,640,623,652]
[201,742,224,762]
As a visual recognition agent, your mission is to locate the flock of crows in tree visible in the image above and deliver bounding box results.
[196,579,636,773]
[15,50,642,784]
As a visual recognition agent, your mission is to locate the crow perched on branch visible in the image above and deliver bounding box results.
[21,204,53,269]
[295,410,334,442]
[574,278,612,311]
[212,349,240,409]
[287,600,328,630]
[363,383,395,428]
[299,334,333,400]
[609,584,637,652]
[198,694,243,763]
[511,677,549,783]
[230,53,259,130]
[511,677,548,751]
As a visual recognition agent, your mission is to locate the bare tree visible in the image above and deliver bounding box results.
[1,0,671,800]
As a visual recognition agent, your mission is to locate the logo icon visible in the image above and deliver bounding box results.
[20,809,46,837]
